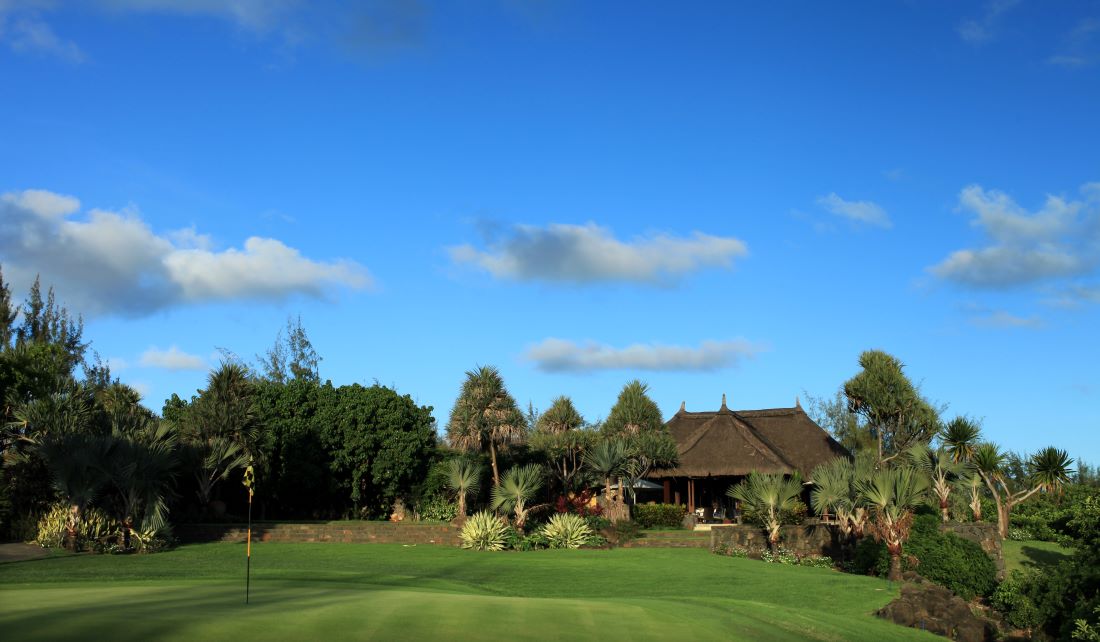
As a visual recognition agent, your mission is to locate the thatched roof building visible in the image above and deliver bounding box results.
[649,395,849,480]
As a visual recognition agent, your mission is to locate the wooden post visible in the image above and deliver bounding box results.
[688,479,695,514]
[663,480,671,504]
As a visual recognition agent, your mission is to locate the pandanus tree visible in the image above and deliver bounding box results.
[973,443,1074,538]
[810,453,874,539]
[529,396,591,493]
[728,471,805,555]
[906,444,967,523]
[856,466,929,581]
[491,464,544,532]
[446,366,526,487]
[940,416,981,464]
[444,458,483,519]
[181,363,256,509]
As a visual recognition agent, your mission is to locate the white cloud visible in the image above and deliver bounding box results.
[0,188,372,316]
[139,346,207,371]
[95,0,298,31]
[957,0,1021,45]
[449,222,747,285]
[968,310,1043,329]
[2,15,85,62]
[816,193,891,228]
[929,182,1100,288]
[525,338,762,373]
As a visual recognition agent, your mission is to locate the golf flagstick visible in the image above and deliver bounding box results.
[243,463,255,605]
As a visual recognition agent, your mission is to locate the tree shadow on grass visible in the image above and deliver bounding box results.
[1017,544,1070,571]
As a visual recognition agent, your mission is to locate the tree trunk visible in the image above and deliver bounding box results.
[995,501,1009,539]
[888,552,903,581]
[489,442,500,487]
[940,498,950,523]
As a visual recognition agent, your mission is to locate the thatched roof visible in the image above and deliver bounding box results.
[648,398,849,479]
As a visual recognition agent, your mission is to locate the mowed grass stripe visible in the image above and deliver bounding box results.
[0,543,938,641]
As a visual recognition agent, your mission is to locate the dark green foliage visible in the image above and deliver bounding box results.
[842,350,940,461]
[320,383,436,518]
[632,503,685,529]
[257,316,321,384]
[1008,484,1095,542]
[846,515,996,600]
[604,519,642,546]
[990,571,1044,631]
[602,380,663,435]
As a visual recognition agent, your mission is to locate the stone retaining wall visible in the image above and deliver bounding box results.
[178,522,460,546]
[710,524,850,558]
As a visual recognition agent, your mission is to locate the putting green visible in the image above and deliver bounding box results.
[1,543,937,641]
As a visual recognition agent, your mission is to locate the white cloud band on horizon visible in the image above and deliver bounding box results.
[139,346,207,371]
[450,222,748,285]
[525,338,762,373]
[816,193,892,228]
[0,188,373,317]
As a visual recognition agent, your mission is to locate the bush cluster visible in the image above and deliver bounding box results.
[741,500,807,528]
[631,503,685,529]
[846,515,996,600]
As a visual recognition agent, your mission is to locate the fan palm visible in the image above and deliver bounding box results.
[583,438,631,505]
[490,464,544,531]
[810,454,873,539]
[36,432,115,550]
[107,417,179,549]
[728,471,804,555]
[446,366,526,487]
[444,458,483,518]
[906,444,967,523]
[856,466,929,580]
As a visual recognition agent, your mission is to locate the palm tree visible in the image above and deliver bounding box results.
[446,366,526,487]
[940,416,981,464]
[106,416,178,549]
[490,464,544,531]
[530,396,591,493]
[856,466,929,581]
[35,432,114,550]
[906,444,967,523]
[444,458,482,519]
[727,472,805,555]
[810,454,873,539]
[583,438,631,510]
[955,469,985,521]
[974,443,1074,538]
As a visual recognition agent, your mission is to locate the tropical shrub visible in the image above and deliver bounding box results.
[415,494,457,522]
[761,546,800,564]
[460,510,509,551]
[845,515,996,599]
[714,542,749,558]
[504,526,548,551]
[35,502,117,551]
[554,489,603,517]
[632,503,684,529]
[540,512,594,549]
[990,571,1044,631]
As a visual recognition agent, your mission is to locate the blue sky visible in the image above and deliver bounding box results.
[1,1,1098,462]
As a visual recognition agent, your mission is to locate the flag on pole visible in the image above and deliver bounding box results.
[243,463,255,604]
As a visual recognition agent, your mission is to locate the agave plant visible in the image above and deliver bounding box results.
[540,512,594,549]
[444,458,483,519]
[491,464,544,531]
[855,466,929,581]
[460,510,509,551]
[728,471,804,554]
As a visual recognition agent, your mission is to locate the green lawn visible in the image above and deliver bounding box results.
[1002,539,1072,574]
[0,543,937,641]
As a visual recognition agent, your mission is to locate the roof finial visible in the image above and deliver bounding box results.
[721,393,727,409]
[679,400,686,413]
[795,395,801,408]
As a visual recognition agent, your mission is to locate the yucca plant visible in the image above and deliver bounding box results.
[491,464,544,531]
[856,466,929,581]
[460,510,509,551]
[540,512,593,549]
[940,416,981,464]
[444,458,483,519]
[728,471,804,555]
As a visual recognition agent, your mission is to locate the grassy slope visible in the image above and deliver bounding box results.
[1002,539,1072,574]
[0,543,937,642]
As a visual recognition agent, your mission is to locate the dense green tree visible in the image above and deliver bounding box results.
[0,265,17,349]
[843,350,941,463]
[602,380,662,435]
[446,366,525,487]
[804,389,876,453]
[529,396,592,493]
[601,381,678,506]
[320,383,436,518]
